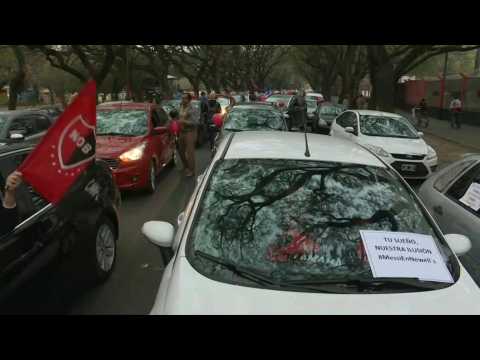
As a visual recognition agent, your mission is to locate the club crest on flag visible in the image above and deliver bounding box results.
[57,115,96,171]
[18,79,97,205]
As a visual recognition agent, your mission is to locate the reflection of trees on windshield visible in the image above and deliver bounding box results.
[191,160,437,280]
[224,110,284,131]
[97,110,148,136]
[360,116,418,138]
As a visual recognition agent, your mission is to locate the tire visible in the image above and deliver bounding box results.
[146,161,157,194]
[79,217,117,285]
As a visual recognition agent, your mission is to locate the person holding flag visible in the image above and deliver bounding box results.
[1,171,23,237]
[18,80,97,206]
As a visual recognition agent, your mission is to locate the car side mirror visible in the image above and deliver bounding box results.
[10,132,25,140]
[142,221,175,248]
[445,234,472,256]
[345,126,356,135]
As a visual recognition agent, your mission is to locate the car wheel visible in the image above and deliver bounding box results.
[79,217,117,284]
[146,161,157,194]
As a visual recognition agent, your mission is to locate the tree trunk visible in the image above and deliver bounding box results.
[8,72,25,110]
[372,63,395,112]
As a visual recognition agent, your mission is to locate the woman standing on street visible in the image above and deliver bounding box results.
[178,93,198,177]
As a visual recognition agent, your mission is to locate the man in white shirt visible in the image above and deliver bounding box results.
[449,96,462,129]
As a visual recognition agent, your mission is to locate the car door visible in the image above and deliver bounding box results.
[0,149,60,298]
[26,114,52,143]
[331,111,355,140]
[151,108,171,168]
[7,116,36,139]
[437,163,480,256]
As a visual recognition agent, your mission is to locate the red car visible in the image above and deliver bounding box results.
[96,103,175,193]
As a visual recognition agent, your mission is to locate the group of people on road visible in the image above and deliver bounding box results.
[415,95,463,130]
[168,91,223,178]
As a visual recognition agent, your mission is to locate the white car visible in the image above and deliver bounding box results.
[330,110,438,179]
[143,131,480,315]
[306,93,325,103]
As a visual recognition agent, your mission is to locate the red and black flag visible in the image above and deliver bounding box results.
[18,80,97,205]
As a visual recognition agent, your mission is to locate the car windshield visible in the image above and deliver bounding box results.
[224,108,285,131]
[306,100,317,110]
[321,106,343,116]
[266,96,291,105]
[217,97,230,108]
[97,110,148,136]
[188,159,457,293]
[360,115,419,139]
[162,100,181,110]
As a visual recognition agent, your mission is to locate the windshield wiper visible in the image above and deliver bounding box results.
[194,251,339,293]
[285,277,449,291]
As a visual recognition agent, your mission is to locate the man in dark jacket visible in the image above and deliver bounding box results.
[1,171,23,238]
[287,90,307,131]
[206,92,222,150]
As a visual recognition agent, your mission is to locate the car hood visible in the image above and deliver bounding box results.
[359,136,428,156]
[152,257,480,315]
[96,135,146,159]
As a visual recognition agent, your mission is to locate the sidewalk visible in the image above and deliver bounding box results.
[397,109,480,152]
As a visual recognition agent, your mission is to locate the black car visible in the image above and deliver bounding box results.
[0,142,121,303]
[0,110,56,146]
[34,105,63,122]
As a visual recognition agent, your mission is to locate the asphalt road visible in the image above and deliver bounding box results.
[0,145,212,315]
[1,131,478,314]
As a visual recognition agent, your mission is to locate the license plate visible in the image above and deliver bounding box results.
[401,164,417,172]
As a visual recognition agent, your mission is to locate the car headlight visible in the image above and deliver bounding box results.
[119,142,147,162]
[363,144,390,158]
[426,145,437,161]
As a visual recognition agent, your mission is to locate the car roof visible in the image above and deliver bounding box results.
[224,131,386,167]
[354,110,404,117]
[97,102,153,111]
[232,104,276,110]
[0,109,51,120]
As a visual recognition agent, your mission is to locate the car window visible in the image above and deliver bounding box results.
[446,163,480,217]
[434,159,477,193]
[151,110,160,128]
[35,115,52,132]
[187,159,458,294]
[336,112,353,128]
[224,108,285,131]
[10,117,36,136]
[320,106,343,116]
[306,100,317,110]
[156,108,169,126]
[359,115,419,139]
[97,110,148,137]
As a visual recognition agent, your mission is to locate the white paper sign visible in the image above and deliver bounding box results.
[360,230,454,283]
[459,182,480,211]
